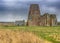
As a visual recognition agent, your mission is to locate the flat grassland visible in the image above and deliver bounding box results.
[0,26,60,43]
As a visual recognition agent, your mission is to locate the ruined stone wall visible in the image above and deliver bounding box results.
[42,13,50,26]
[42,13,57,26]
[39,16,45,26]
[50,14,57,26]
[27,4,57,26]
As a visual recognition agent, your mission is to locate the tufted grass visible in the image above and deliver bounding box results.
[0,26,60,43]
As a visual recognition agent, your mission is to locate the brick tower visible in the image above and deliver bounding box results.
[27,4,40,26]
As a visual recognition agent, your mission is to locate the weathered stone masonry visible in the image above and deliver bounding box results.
[27,4,57,26]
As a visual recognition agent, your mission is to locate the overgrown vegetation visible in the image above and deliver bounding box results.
[0,26,60,43]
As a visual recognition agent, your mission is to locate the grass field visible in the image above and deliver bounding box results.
[0,26,60,43]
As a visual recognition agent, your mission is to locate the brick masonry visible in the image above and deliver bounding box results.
[27,4,57,26]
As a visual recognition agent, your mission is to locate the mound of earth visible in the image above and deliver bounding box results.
[0,29,52,43]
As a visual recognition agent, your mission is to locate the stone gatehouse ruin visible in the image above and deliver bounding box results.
[27,4,57,26]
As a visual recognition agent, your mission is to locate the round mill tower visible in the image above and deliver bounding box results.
[27,4,41,26]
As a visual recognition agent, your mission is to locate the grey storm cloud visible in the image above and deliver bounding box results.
[0,0,60,22]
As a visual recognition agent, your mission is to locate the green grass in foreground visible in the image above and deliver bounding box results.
[0,26,60,43]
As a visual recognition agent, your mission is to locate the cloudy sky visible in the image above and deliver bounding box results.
[0,0,60,22]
